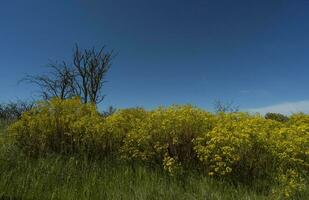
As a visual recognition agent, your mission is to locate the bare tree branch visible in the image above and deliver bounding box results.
[22,44,114,105]
[72,44,114,104]
[21,62,75,100]
[213,100,239,113]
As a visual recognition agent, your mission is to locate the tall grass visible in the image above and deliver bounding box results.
[0,145,272,200]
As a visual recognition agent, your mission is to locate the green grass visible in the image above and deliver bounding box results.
[0,146,273,200]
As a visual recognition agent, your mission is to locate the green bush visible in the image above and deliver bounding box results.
[265,112,289,122]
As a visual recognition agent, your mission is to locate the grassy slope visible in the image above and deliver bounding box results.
[0,148,270,200]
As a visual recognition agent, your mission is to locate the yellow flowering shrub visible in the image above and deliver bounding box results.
[194,113,283,180]
[6,99,308,197]
[288,114,309,158]
[289,113,309,126]
[121,105,215,174]
[163,155,183,176]
[102,107,147,155]
[271,169,307,199]
[274,125,309,172]
[8,97,106,156]
[194,112,308,197]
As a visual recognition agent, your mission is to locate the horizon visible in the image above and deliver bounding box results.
[1,0,309,115]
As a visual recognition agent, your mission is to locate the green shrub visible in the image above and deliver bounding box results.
[265,112,289,122]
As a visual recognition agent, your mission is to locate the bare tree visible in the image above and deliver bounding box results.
[23,63,75,100]
[213,100,239,113]
[73,44,113,104]
[23,44,114,105]
[0,100,35,122]
[101,106,117,117]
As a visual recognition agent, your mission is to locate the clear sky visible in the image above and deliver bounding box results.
[0,0,309,114]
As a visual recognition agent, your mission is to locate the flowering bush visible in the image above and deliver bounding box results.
[194,113,282,180]
[7,99,308,198]
[121,105,215,174]
[271,169,307,199]
[8,97,106,156]
[194,112,308,198]
[102,107,147,156]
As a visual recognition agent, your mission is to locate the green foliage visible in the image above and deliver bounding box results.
[0,150,275,200]
[0,101,34,124]
[6,99,309,199]
[265,112,289,122]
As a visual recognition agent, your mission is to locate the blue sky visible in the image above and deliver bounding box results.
[0,0,309,114]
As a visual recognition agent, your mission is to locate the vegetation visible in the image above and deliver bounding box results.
[1,98,308,199]
[0,147,273,200]
[213,100,239,113]
[265,112,289,123]
[0,101,34,123]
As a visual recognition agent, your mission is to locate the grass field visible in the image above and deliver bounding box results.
[0,148,272,200]
[0,144,308,200]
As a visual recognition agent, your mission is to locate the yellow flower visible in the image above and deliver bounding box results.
[208,172,214,176]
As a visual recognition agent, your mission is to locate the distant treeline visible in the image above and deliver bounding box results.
[0,101,34,123]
